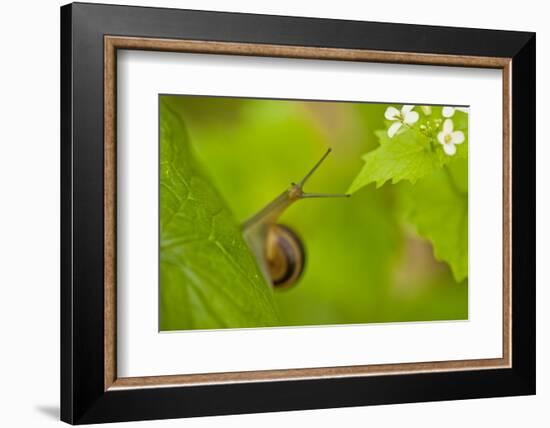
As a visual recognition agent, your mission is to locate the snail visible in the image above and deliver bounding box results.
[242,148,350,290]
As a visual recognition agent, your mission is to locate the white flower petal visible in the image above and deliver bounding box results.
[442,106,455,118]
[401,105,415,116]
[437,132,446,145]
[443,143,456,156]
[421,106,432,116]
[456,107,469,113]
[404,111,419,125]
[385,106,400,120]
[387,121,402,138]
[443,118,454,133]
[451,131,465,144]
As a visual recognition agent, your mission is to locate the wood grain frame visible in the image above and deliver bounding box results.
[103,36,513,391]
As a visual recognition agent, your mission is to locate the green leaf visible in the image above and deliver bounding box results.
[348,129,447,193]
[159,99,278,331]
[399,162,468,282]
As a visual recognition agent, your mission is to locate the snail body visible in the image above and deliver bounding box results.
[242,148,349,290]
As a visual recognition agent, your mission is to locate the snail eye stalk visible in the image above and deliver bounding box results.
[297,147,333,188]
[296,147,351,199]
[301,192,351,199]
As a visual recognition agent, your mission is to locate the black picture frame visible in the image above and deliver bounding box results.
[61,2,535,424]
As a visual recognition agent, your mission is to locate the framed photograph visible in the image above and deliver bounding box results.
[60,2,536,424]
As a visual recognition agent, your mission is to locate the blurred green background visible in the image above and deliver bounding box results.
[161,95,467,328]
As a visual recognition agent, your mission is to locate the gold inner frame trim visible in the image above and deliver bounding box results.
[104,35,512,391]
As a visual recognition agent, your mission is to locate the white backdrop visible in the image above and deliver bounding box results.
[118,52,502,377]
[0,0,545,427]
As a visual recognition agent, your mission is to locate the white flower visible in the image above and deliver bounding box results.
[420,105,432,116]
[384,105,419,138]
[437,119,465,156]
[442,106,469,118]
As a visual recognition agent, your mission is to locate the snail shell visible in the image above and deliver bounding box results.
[242,148,349,290]
[266,224,305,289]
